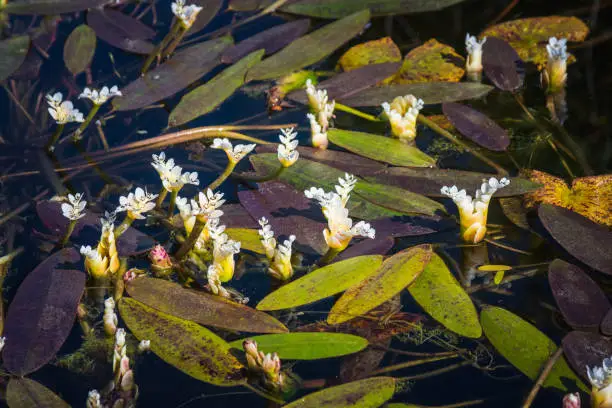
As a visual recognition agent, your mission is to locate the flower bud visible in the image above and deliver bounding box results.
[562,393,580,408]
[138,339,151,353]
[149,245,173,277]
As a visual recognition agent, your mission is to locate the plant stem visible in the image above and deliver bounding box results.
[369,354,459,376]
[167,190,179,217]
[317,247,340,267]
[521,347,563,408]
[207,161,236,191]
[156,188,168,209]
[74,104,101,141]
[335,102,382,122]
[60,220,77,247]
[175,218,205,260]
[114,215,134,238]
[142,22,181,75]
[46,124,65,151]
[161,27,187,60]
[399,360,473,380]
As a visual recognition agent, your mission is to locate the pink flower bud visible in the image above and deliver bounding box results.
[243,339,259,357]
[563,393,580,408]
[149,245,172,268]
[123,269,138,282]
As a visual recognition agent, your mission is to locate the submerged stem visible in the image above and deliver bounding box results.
[520,347,563,408]
[60,220,77,247]
[114,215,134,238]
[156,188,168,209]
[74,104,101,141]
[317,247,340,267]
[142,22,182,75]
[167,190,179,217]
[46,123,65,151]
[207,161,236,191]
[369,354,460,376]
[175,218,205,260]
[335,102,382,122]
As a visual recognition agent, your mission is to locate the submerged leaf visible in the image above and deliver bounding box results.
[282,0,467,18]
[118,297,245,386]
[482,36,524,91]
[442,102,510,151]
[395,39,465,84]
[562,331,612,384]
[7,378,70,408]
[230,332,368,360]
[0,36,30,82]
[2,0,109,15]
[337,37,402,73]
[63,25,96,75]
[188,0,224,35]
[87,8,155,54]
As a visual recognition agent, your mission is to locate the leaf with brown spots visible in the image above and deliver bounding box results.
[395,39,465,84]
[337,37,401,83]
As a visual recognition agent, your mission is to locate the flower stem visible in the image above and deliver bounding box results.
[334,102,382,122]
[156,188,168,209]
[74,104,101,141]
[317,247,340,267]
[46,124,65,151]
[60,220,77,247]
[114,215,134,238]
[160,27,187,60]
[142,22,181,75]
[167,189,179,217]
[207,161,236,191]
[175,218,205,260]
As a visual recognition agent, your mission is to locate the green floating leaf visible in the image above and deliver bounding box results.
[329,245,433,325]
[0,35,30,82]
[339,82,493,107]
[480,306,585,391]
[246,10,370,81]
[126,277,287,333]
[257,255,384,311]
[230,332,368,360]
[169,50,263,127]
[395,39,465,84]
[408,252,481,338]
[337,37,402,73]
[284,377,396,408]
[1,0,108,15]
[63,25,96,75]
[113,36,233,111]
[7,378,69,408]
[385,405,419,408]
[328,128,436,167]
[226,227,266,255]
[353,181,445,217]
[119,297,245,386]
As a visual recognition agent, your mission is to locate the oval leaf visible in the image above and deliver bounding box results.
[328,245,433,325]
[2,0,109,15]
[442,102,510,151]
[2,248,85,376]
[0,35,30,82]
[283,377,395,408]
[246,10,370,81]
[7,378,70,408]
[63,25,96,75]
[601,310,612,336]
[226,228,266,255]
[480,306,584,391]
[188,0,224,35]
[482,36,524,91]
[338,37,402,72]
[230,332,368,360]
[87,8,155,54]
[126,277,287,333]
[562,331,612,384]
[118,297,245,386]
[282,0,467,18]
[408,252,481,338]
[352,181,446,217]
[257,255,384,311]
[396,39,464,84]
[328,128,436,167]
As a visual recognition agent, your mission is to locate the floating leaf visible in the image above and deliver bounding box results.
[442,102,510,151]
[246,10,370,81]
[339,82,494,107]
[327,128,436,167]
[477,264,513,272]
[188,0,224,35]
[113,36,232,111]
[0,35,30,82]
[336,237,394,261]
[126,277,287,333]
[538,204,612,275]
[562,331,612,384]
[523,170,612,227]
[352,181,445,217]
[7,378,70,408]
[499,197,530,230]
[281,0,468,18]
[337,37,402,73]
[395,39,465,84]
[482,36,524,91]
[601,310,612,336]
[257,255,384,311]
[329,245,432,324]
[481,16,589,66]
[169,50,264,126]
[1,0,109,15]
[222,19,310,64]
[2,248,85,376]
[119,297,245,386]
[480,306,584,391]
[283,377,395,408]
[408,252,481,338]
[549,259,610,330]
[63,25,96,76]
[226,228,266,255]
[230,332,368,360]
[87,8,155,54]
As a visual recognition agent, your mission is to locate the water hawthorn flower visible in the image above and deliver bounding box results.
[209,224,241,283]
[176,190,225,251]
[103,297,118,336]
[207,264,230,298]
[307,113,328,150]
[112,328,135,399]
[151,152,199,192]
[562,393,580,408]
[465,34,487,75]
[440,177,510,244]
[80,212,120,279]
[258,217,295,281]
[171,0,203,30]
[79,86,122,106]
[244,339,285,391]
[381,94,424,143]
[117,187,158,220]
[86,390,102,408]
[61,192,87,221]
[277,127,299,168]
[211,138,256,164]
[305,173,376,252]
[588,357,612,407]
[305,79,335,131]
[46,92,84,124]
[544,37,568,93]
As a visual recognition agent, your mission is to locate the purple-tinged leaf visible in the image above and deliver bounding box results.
[87,9,155,55]
[482,36,524,91]
[562,331,612,383]
[222,19,310,64]
[2,0,110,15]
[221,204,258,228]
[370,217,439,237]
[336,237,394,261]
[539,204,612,275]
[0,36,30,82]
[2,248,85,376]
[188,0,224,35]
[600,309,612,336]
[549,259,610,330]
[442,102,510,151]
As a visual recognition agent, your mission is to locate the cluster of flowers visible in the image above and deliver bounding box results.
[46,86,122,125]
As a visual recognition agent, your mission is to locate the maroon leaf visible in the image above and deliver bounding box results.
[221,204,258,228]
[3,0,109,15]
[188,0,224,35]
[2,248,86,376]
[562,331,612,383]
[482,37,524,92]
[335,237,394,261]
[539,204,612,275]
[549,259,610,330]
[222,19,310,64]
[600,309,612,336]
[442,102,510,151]
[87,9,155,54]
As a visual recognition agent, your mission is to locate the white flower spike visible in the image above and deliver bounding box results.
[151,151,199,192]
[61,193,87,220]
[190,189,225,221]
[116,187,158,220]
[587,357,612,408]
[305,79,335,130]
[440,177,510,244]
[465,34,486,74]
[46,93,84,124]
[277,127,299,167]
[544,37,568,92]
[171,0,203,30]
[381,94,424,143]
[211,230,241,282]
[258,217,277,260]
[269,235,296,281]
[79,86,122,105]
[207,264,231,298]
[211,138,256,164]
[308,113,328,150]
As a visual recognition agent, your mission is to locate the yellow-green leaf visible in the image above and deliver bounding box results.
[480,306,586,391]
[328,245,433,324]
[353,181,446,217]
[226,227,266,255]
[7,378,70,408]
[337,37,401,80]
[477,264,513,272]
[395,39,465,84]
[494,271,505,285]
[63,24,96,75]
[118,297,245,386]
[257,255,384,311]
[408,253,481,338]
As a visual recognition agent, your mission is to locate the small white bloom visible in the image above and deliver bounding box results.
[46,93,84,124]
[335,173,357,206]
[115,328,126,348]
[86,390,102,408]
[190,189,225,220]
[103,297,118,336]
[79,85,122,105]
[61,192,87,220]
[207,264,230,298]
[269,235,296,281]
[171,0,203,30]
[138,339,151,353]
[151,151,199,192]
[308,113,328,150]
[277,127,299,167]
[381,95,424,143]
[80,245,101,262]
[211,230,241,282]
[258,217,277,260]
[211,138,256,164]
[545,37,568,92]
[305,79,335,130]
[46,92,63,108]
[465,34,486,73]
[587,357,612,408]
[116,187,158,220]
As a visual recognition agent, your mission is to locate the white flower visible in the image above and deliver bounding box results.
[86,390,102,408]
[151,151,199,192]
[308,113,328,150]
[190,189,225,221]
[81,245,109,279]
[381,95,424,143]
[0,336,5,352]
[211,138,256,164]
[335,173,357,206]
[103,297,118,336]
[277,127,299,167]
[305,79,335,130]
[79,85,122,105]
[545,37,568,92]
[588,357,612,408]
[80,245,102,262]
[61,192,87,220]
[269,235,296,281]
[258,217,276,260]
[211,230,241,282]
[207,264,230,298]
[171,0,202,30]
[440,177,510,244]
[138,339,151,353]
[465,34,486,73]
[116,187,158,220]
[46,93,84,124]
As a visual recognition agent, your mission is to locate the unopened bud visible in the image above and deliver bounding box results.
[138,339,151,353]
[562,393,580,408]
